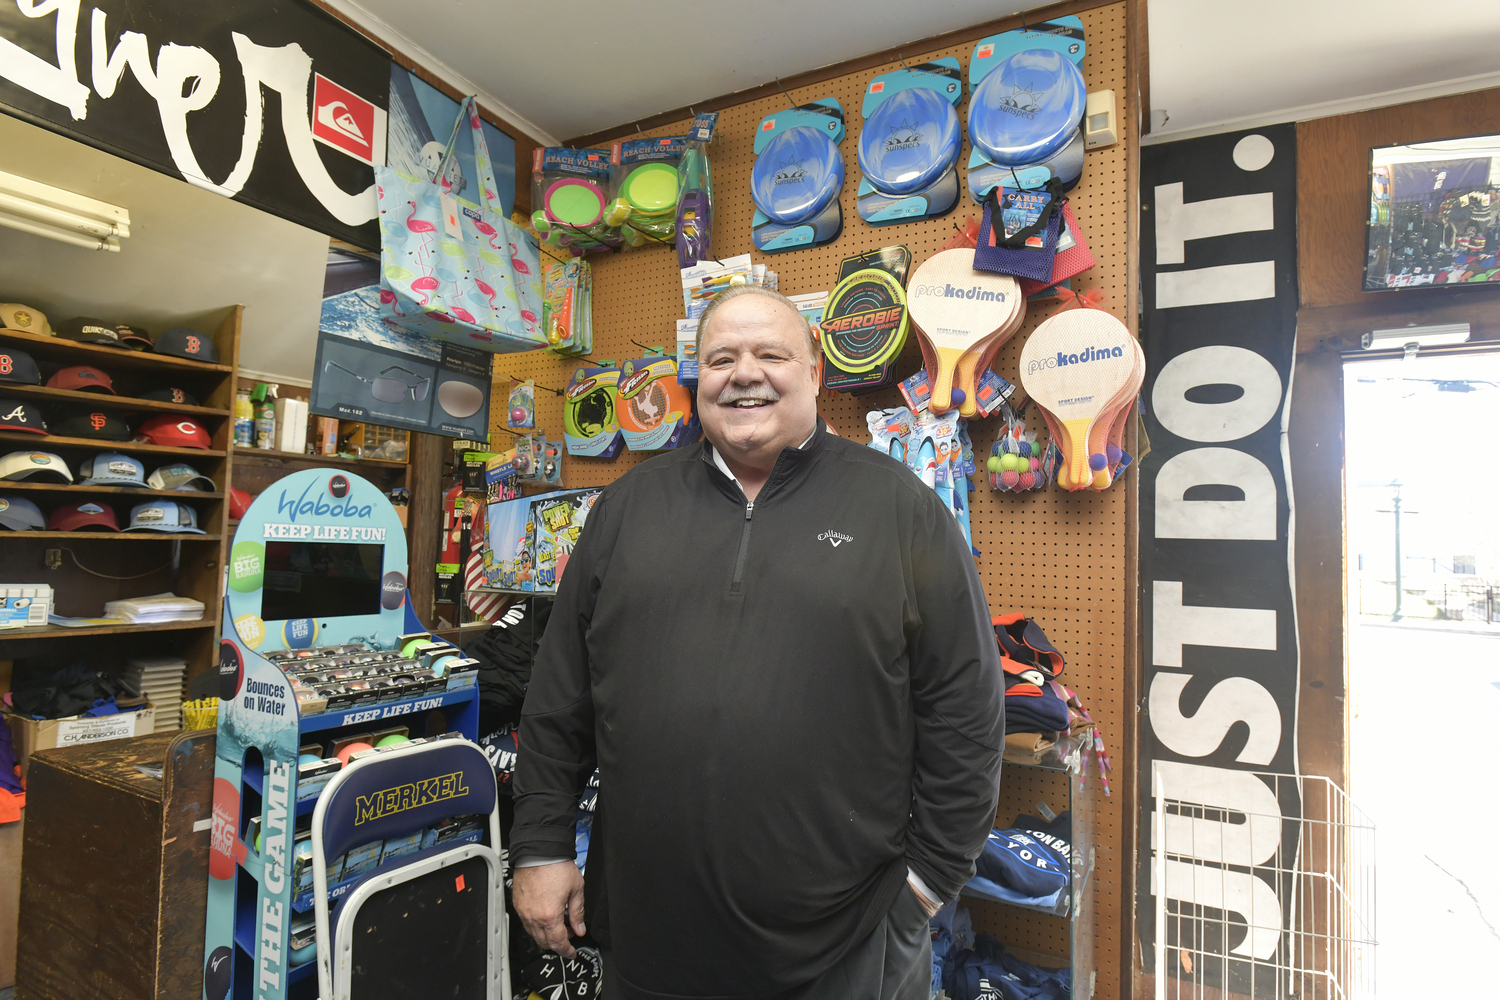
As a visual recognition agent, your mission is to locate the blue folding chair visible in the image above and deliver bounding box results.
[311,737,511,1000]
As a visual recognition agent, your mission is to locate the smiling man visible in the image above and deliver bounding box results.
[511,285,1003,1000]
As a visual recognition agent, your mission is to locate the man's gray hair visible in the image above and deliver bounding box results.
[695,284,820,360]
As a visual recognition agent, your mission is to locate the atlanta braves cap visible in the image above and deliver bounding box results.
[46,365,115,394]
[51,407,130,440]
[140,387,200,406]
[80,452,147,487]
[137,414,209,449]
[0,450,72,482]
[55,317,126,347]
[0,399,46,435]
[0,347,40,385]
[49,499,120,532]
[114,324,153,350]
[0,495,44,530]
[125,500,203,533]
[0,304,51,337]
[153,327,217,363]
[147,462,215,491]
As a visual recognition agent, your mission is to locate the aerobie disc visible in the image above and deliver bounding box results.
[751,126,845,225]
[858,88,962,196]
[621,162,680,216]
[544,177,607,227]
[820,268,909,373]
[968,49,1086,166]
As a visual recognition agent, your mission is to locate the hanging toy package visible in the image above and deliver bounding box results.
[544,259,593,355]
[750,98,846,252]
[507,380,536,429]
[987,401,1049,492]
[677,112,718,268]
[607,135,688,249]
[856,58,964,224]
[531,148,621,254]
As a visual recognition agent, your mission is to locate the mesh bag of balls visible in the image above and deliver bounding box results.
[986,402,1049,492]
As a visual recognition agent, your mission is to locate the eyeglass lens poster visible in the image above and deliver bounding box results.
[311,328,492,440]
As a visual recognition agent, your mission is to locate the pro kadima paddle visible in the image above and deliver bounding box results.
[907,249,1023,412]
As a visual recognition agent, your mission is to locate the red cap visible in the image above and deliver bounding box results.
[138,414,210,449]
[48,499,120,532]
[228,486,253,520]
[46,366,115,393]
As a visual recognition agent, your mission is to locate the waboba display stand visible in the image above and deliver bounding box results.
[201,469,487,1000]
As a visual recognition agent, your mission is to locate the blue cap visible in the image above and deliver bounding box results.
[751,126,845,225]
[153,327,218,363]
[0,495,44,530]
[124,500,204,533]
[968,48,1087,166]
[80,452,147,487]
[858,87,962,196]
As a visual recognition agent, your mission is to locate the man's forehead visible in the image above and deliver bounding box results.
[700,311,805,354]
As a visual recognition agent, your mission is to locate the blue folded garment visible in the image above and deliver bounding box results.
[974,813,1071,897]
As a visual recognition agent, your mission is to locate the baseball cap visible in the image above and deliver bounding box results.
[125,500,204,533]
[115,325,153,350]
[47,366,115,394]
[137,414,209,449]
[149,462,215,491]
[0,400,46,435]
[0,495,44,530]
[51,408,130,440]
[0,450,72,482]
[153,328,217,363]
[140,387,200,406]
[0,304,51,337]
[0,348,40,385]
[49,499,120,532]
[229,486,252,520]
[55,317,126,347]
[80,452,147,487]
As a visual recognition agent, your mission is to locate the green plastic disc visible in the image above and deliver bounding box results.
[621,162,679,216]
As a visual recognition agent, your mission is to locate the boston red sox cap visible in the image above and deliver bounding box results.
[140,387,200,406]
[0,348,40,386]
[154,328,217,363]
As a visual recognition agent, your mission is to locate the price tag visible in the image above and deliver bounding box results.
[440,192,463,239]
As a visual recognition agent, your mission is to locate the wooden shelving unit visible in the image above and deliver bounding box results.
[0,306,241,689]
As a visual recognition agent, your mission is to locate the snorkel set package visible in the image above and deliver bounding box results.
[856,58,965,224]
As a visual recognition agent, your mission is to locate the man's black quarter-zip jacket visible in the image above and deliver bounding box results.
[512,420,1004,1000]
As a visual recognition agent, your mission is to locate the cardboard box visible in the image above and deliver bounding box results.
[7,706,156,775]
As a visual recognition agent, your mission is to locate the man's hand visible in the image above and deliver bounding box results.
[908,878,942,919]
[513,861,586,958]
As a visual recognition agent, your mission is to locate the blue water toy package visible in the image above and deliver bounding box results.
[751,99,846,252]
[856,59,964,225]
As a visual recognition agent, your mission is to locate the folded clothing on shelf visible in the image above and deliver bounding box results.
[944,932,1072,1000]
[974,812,1072,900]
[103,592,205,623]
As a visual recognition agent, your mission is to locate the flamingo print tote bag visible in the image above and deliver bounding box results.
[376,96,547,352]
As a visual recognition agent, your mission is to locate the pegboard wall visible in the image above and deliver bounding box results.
[496,4,1135,995]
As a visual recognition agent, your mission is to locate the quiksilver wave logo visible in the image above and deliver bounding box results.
[818,530,852,548]
[1026,344,1125,375]
[911,282,1007,303]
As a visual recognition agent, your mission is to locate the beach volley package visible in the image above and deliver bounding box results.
[608,136,688,248]
[563,365,625,458]
[966,19,1088,204]
[1019,304,1143,492]
[616,357,699,451]
[677,112,718,268]
[820,246,911,394]
[906,248,1026,418]
[376,96,546,353]
[857,59,964,225]
[532,147,621,253]
[751,99,846,252]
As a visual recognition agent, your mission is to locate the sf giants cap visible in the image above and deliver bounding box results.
[46,366,115,393]
[0,304,51,337]
[140,387,199,406]
[55,317,125,347]
[125,500,203,533]
[0,399,46,435]
[80,452,147,487]
[147,461,215,491]
[51,408,129,440]
[153,327,217,363]
[0,450,72,482]
[49,499,120,532]
[0,348,40,385]
[0,495,45,530]
[137,414,209,449]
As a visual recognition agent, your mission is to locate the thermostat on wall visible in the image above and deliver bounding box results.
[1084,90,1118,149]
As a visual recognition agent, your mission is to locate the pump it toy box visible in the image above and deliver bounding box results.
[616,357,699,451]
[530,490,603,594]
[563,366,625,458]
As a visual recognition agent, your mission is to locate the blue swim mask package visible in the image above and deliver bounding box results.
[750,99,846,252]
[856,59,964,225]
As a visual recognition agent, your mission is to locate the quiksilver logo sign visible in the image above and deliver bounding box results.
[818,530,852,547]
[1025,344,1125,375]
[911,283,1007,303]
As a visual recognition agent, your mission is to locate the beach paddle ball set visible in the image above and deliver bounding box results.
[856,59,964,224]
[607,136,688,248]
[966,18,1088,203]
[751,98,847,252]
[532,147,621,254]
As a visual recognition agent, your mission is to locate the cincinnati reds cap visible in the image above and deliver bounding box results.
[114,325,153,350]
[147,461,215,491]
[49,499,121,532]
[51,408,130,440]
[0,450,72,482]
[137,414,209,449]
[55,317,125,347]
[140,387,200,406]
[0,347,40,386]
[0,304,51,337]
[153,328,217,363]
[80,452,148,487]
[125,500,203,533]
[0,399,46,435]
[0,495,44,531]
[47,365,115,394]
